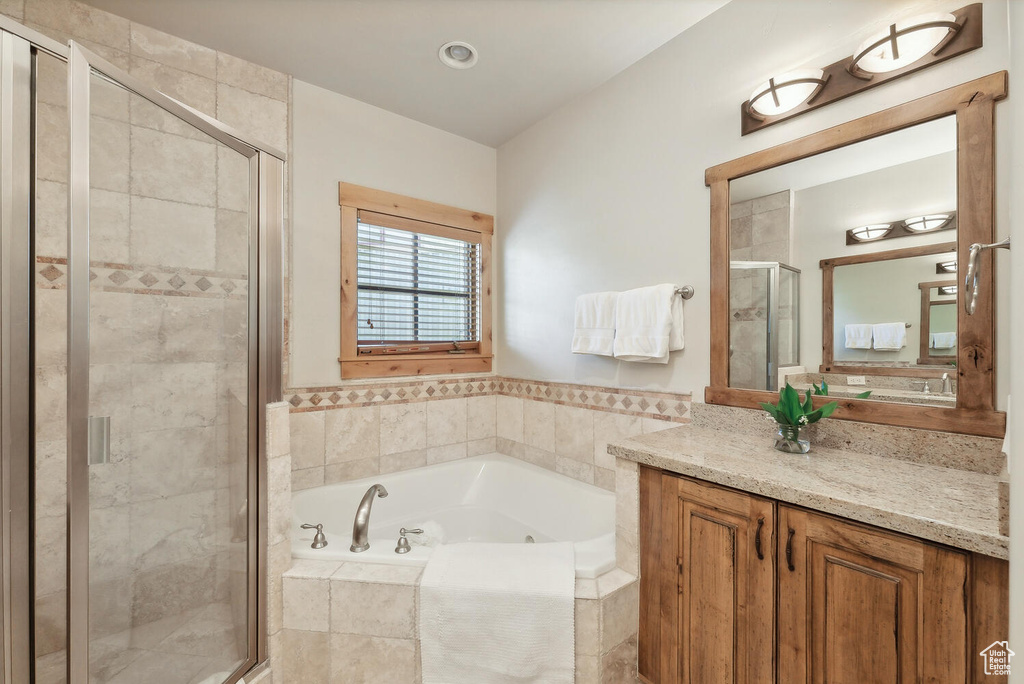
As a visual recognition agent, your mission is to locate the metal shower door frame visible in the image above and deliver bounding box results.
[729,260,801,392]
[67,40,283,684]
[0,27,35,684]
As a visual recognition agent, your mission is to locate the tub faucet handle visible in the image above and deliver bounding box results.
[301,523,328,549]
[395,528,422,554]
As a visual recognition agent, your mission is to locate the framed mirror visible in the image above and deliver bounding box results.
[918,279,958,366]
[705,72,1006,437]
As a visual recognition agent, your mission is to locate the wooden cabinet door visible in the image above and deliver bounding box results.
[777,505,968,684]
[640,471,775,684]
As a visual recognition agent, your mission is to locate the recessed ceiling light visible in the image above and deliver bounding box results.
[439,41,478,70]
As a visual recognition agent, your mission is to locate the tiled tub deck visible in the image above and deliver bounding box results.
[279,560,640,684]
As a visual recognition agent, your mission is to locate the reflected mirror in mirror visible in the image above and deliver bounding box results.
[727,115,957,407]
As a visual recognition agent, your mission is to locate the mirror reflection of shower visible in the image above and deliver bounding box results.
[729,261,801,392]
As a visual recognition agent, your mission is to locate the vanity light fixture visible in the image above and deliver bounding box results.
[904,213,953,233]
[740,3,982,135]
[746,69,828,120]
[849,12,960,77]
[439,41,478,70]
[849,223,894,242]
[937,259,958,274]
[845,210,957,246]
[939,285,958,296]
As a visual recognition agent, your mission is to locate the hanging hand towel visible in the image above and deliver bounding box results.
[872,323,907,351]
[571,292,618,356]
[930,332,957,349]
[613,284,684,363]
[420,542,576,684]
[844,324,873,350]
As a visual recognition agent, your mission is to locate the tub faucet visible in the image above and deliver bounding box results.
[350,484,388,552]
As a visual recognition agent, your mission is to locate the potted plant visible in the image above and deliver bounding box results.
[760,383,839,454]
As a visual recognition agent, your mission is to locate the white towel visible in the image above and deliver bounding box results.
[930,332,957,349]
[571,292,617,356]
[872,323,907,351]
[844,324,873,350]
[420,542,575,684]
[613,284,684,363]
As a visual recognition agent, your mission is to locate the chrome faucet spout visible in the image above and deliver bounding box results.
[350,484,388,552]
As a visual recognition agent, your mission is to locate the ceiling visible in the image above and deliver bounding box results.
[80,0,729,147]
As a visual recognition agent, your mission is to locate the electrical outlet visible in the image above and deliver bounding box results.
[847,376,867,386]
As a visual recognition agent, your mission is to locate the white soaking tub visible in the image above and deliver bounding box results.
[291,453,615,578]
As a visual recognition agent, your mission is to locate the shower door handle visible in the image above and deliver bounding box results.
[88,416,110,465]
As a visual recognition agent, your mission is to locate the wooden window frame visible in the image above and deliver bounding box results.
[705,72,1007,438]
[338,182,493,379]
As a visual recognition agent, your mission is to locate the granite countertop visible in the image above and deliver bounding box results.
[609,424,1007,559]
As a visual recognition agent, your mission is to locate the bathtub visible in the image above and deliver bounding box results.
[291,453,615,578]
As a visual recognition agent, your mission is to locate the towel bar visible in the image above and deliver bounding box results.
[675,286,694,300]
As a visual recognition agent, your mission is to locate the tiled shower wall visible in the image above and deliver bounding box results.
[729,190,793,390]
[286,377,691,493]
[7,0,292,680]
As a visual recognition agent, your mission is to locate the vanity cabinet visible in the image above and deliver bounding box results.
[777,505,967,683]
[638,466,1007,684]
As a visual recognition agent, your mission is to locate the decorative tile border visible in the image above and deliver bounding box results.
[36,256,247,300]
[286,375,692,423]
[286,376,498,412]
[499,378,691,422]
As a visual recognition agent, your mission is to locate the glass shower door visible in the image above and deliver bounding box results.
[68,43,258,684]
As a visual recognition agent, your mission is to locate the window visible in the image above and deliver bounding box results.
[339,183,493,378]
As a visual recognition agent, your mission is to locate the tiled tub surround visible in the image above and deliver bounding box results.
[14,0,292,680]
[279,560,639,684]
[287,376,691,493]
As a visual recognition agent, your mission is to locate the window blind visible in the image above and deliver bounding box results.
[356,213,480,353]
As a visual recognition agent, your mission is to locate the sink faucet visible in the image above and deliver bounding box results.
[350,484,388,552]
[941,372,952,394]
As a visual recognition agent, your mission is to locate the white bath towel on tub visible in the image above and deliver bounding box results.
[419,541,575,684]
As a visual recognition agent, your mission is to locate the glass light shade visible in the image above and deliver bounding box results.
[850,223,893,241]
[853,12,957,74]
[939,285,958,296]
[938,260,957,273]
[748,69,826,118]
[905,213,951,232]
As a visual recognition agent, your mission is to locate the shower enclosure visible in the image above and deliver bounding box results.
[729,260,800,392]
[0,17,282,684]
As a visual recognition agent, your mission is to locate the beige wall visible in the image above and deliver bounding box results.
[495,0,1013,405]
[288,79,497,388]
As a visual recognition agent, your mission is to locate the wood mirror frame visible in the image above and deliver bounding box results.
[917,279,959,366]
[820,241,957,375]
[705,72,1007,438]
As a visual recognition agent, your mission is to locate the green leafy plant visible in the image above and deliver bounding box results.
[812,379,871,400]
[760,383,839,427]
